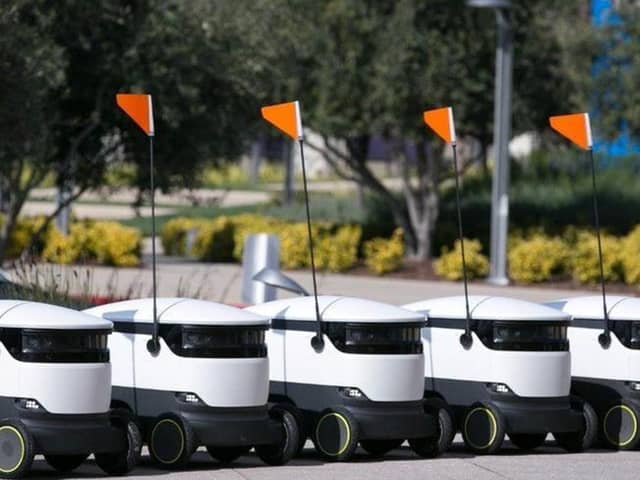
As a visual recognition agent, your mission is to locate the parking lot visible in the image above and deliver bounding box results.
[27,436,640,480]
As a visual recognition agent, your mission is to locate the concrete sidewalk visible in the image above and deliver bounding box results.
[9,259,612,306]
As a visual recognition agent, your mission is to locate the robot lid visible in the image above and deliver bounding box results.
[84,297,269,326]
[546,295,640,322]
[0,300,112,330]
[403,295,570,322]
[246,295,424,323]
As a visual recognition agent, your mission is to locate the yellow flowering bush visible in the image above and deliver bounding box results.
[190,217,236,262]
[434,238,489,280]
[622,226,640,286]
[42,221,141,267]
[160,217,207,256]
[508,234,570,283]
[363,228,405,275]
[569,230,623,283]
[316,224,362,272]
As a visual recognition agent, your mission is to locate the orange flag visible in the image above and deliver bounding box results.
[261,101,302,140]
[423,107,456,144]
[549,113,592,150]
[116,93,154,136]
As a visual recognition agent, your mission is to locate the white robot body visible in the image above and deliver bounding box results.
[0,301,112,414]
[0,300,126,463]
[84,297,270,412]
[546,296,640,381]
[546,295,640,449]
[84,298,286,454]
[246,295,437,445]
[403,296,583,443]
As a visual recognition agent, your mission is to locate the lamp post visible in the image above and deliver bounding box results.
[468,0,513,285]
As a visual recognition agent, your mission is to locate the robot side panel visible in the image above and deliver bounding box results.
[425,327,570,397]
[569,327,631,381]
[130,335,268,409]
[282,330,424,402]
[110,332,135,388]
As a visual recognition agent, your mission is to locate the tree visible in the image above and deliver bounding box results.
[591,4,640,142]
[0,0,258,262]
[245,0,593,259]
[0,1,65,260]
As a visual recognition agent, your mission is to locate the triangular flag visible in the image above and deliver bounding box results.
[261,101,302,140]
[116,93,154,136]
[549,113,592,150]
[423,107,456,144]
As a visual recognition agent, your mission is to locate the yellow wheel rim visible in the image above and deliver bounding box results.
[0,426,25,474]
[604,404,638,447]
[315,412,351,456]
[150,419,185,464]
[464,407,498,450]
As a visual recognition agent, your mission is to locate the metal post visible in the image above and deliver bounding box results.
[488,7,513,285]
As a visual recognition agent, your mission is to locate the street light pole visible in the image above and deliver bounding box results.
[468,0,513,285]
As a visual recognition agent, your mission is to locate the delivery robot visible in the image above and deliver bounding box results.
[0,300,136,478]
[84,297,299,468]
[246,276,438,461]
[404,295,587,454]
[546,295,640,449]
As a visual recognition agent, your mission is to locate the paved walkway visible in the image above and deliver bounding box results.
[9,258,609,306]
[26,439,640,480]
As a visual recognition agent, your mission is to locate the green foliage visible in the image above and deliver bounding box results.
[508,233,570,283]
[42,221,141,267]
[622,226,640,286]
[569,230,623,284]
[363,228,405,275]
[434,239,489,281]
[161,214,365,272]
[160,217,208,256]
[316,224,362,273]
[190,217,236,263]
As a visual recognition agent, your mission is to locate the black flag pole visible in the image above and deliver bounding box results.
[146,134,160,354]
[588,147,610,348]
[451,143,472,348]
[298,138,324,351]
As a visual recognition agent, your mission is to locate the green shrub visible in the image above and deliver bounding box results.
[434,238,489,280]
[42,221,141,267]
[569,230,623,283]
[191,217,236,262]
[0,215,51,259]
[508,234,570,283]
[279,223,316,269]
[363,228,405,275]
[316,224,362,272]
[160,217,207,256]
[621,226,640,286]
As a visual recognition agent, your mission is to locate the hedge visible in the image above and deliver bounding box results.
[436,227,640,286]
[161,215,394,274]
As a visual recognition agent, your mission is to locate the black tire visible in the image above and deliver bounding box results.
[312,407,359,462]
[148,413,196,469]
[553,399,597,453]
[206,446,250,464]
[0,420,34,479]
[256,404,301,465]
[427,401,455,456]
[44,454,88,473]
[600,401,640,450]
[508,433,547,451]
[462,404,505,454]
[95,409,142,475]
[280,404,307,455]
[360,439,403,457]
